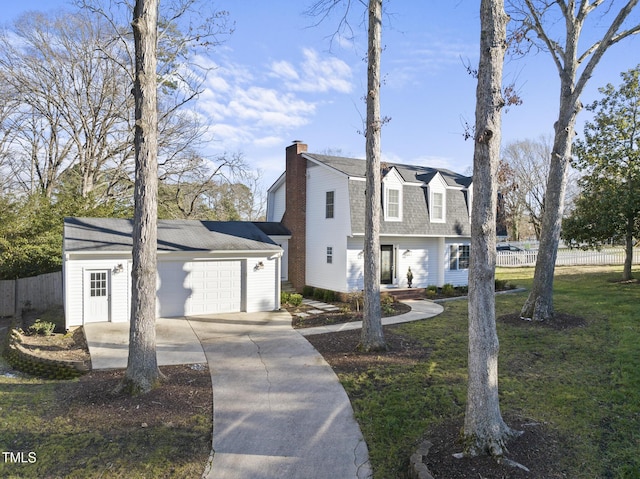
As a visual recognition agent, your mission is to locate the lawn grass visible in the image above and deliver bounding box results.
[0,362,212,478]
[339,265,640,478]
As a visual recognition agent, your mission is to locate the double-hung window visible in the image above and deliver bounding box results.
[449,245,470,270]
[325,191,335,219]
[326,246,333,264]
[432,191,444,222]
[384,187,402,221]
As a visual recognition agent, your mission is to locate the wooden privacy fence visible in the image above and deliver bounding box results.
[497,247,640,267]
[0,271,63,318]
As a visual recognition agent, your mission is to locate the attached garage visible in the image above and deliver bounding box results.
[63,217,283,328]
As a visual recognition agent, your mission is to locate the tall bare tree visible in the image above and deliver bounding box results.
[119,0,162,395]
[500,137,551,239]
[305,0,386,351]
[464,0,520,458]
[360,0,386,352]
[508,0,640,321]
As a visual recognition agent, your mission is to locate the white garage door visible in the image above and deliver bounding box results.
[157,260,243,317]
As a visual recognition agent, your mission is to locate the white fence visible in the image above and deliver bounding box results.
[0,271,63,317]
[496,247,640,267]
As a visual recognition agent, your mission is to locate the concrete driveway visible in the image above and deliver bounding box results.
[84,311,372,479]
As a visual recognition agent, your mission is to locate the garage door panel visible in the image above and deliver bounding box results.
[157,260,242,317]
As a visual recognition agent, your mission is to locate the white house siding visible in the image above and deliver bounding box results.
[64,255,131,327]
[268,182,286,222]
[245,255,279,312]
[444,238,471,286]
[346,236,446,291]
[305,163,351,291]
[65,252,280,327]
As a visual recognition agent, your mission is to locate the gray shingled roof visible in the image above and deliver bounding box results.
[348,182,471,236]
[64,217,281,253]
[303,153,472,188]
[303,153,472,237]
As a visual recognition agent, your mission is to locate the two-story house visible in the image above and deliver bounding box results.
[267,141,473,294]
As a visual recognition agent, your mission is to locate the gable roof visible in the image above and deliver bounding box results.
[64,217,281,254]
[303,153,472,188]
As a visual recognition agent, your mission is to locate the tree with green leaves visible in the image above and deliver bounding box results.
[562,66,640,281]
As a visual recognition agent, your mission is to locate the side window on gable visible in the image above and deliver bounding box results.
[324,191,336,218]
[326,191,334,219]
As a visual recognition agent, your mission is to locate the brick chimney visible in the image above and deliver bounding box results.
[281,141,308,291]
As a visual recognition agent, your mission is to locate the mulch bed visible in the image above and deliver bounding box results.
[54,364,212,429]
[290,301,411,329]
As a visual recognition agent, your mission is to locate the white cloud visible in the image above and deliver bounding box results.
[195,48,353,151]
[270,48,353,93]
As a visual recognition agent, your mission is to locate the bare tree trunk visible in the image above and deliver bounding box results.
[359,0,386,352]
[464,0,519,457]
[520,99,576,320]
[119,0,162,395]
[516,0,640,321]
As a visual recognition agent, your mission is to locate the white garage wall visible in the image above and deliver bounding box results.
[245,255,279,312]
[65,251,281,327]
[64,256,131,327]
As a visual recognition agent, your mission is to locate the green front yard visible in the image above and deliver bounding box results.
[336,265,640,478]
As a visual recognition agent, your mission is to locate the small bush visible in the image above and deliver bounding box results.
[281,291,290,304]
[380,292,395,306]
[28,319,56,336]
[302,285,314,298]
[425,285,438,299]
[441,283,456,297]
[323,289,336,303]
[288,293,303,306]
[313,288,325,301]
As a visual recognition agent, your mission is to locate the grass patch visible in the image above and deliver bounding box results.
[332,265,640,478]
[0,364,212,478]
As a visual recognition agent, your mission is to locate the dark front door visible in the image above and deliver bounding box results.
[380,245,394,284]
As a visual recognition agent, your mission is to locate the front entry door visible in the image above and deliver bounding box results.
[85,270,110,323]
[380,245,394,284]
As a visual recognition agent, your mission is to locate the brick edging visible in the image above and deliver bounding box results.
[408,440,436,479]
[3,329,90,379]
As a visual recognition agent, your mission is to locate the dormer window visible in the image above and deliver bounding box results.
[382,167,403,221]
[432,192,444,220]
[387,189,400,218]
[429,189,446,223]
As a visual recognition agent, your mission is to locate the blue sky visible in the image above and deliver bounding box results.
[2,1,639,191]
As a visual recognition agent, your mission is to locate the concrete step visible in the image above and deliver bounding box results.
[388,288,426,301]
[281,281,297,293]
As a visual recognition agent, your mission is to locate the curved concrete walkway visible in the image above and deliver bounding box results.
[84,299,445,478]
[298,299,444,336]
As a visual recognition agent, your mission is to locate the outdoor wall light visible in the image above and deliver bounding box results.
[254,261,265,271]
[403,249,412,257]
[358,250,364,259]
[113,263,124,274]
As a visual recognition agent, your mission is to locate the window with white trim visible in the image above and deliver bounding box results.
[449,244,470,270]
[325,191,335,219]
[326,246,333,264]
[432,191,445,222]
[384,187,402,221]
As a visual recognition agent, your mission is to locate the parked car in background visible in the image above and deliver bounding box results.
[497,244,523,252]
